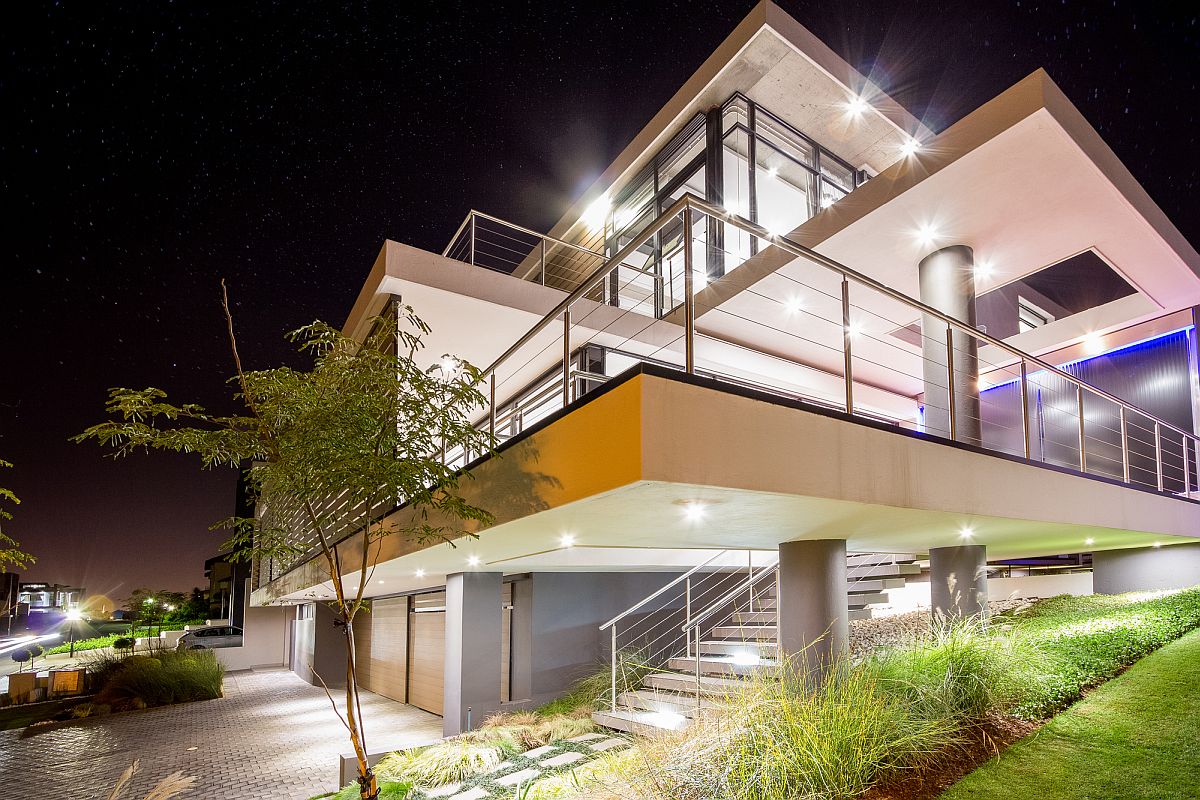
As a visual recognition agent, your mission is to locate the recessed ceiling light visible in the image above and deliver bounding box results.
[467,555,481,567]
[1153,541,1162,548]
[900,137,922,157]
[766,166,779,180]
[376,580,384,584]
[560,533,576,548]
[846,320,865,338]
[845,94,870,116]
[974,259,994,280]
[915,223,939,248]
[414,569,425,579]
[785,296,804,315]
[683,502,707,521]
[439,355,459,376]
[1082,332,1105,357]
[960,526,974,538]
[1085,538,1095,546]
[582,193,611,232]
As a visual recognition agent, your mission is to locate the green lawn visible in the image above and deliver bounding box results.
[943,628,1200,800]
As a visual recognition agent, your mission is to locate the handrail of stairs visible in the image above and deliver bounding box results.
[599,549,731,631]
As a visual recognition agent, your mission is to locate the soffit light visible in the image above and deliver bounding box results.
[974,259,994,280]
[467,555,481,567]
[959,526,974,539]
[683,501,707,522]
[414,569,426,579]
[1082,332,1105,357]
[560,533,576,548]
[1085,537,1095,546]
[583,194,611,232]
[845,94,870,117]
[784,296,804,315]
[900,137,922,157]
[915,223,940,249]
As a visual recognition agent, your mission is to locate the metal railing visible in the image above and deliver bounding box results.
[458,192,1199,501]
[597,550,773,713]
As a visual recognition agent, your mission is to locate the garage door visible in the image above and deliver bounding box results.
[353,597,408,703]
[407,592,445,715]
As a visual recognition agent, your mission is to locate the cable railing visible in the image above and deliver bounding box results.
[459,192,1200,503]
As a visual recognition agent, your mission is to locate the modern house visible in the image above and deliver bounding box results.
[250,2,1200,737]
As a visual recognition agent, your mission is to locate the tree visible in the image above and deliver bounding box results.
[0,459,36,573]
[75,286,494,800]
[123,588,188,633]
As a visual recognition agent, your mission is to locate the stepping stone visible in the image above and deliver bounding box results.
[447,788,488,800]
[540,751,585,767]
[425,785,462,798]
[566,732,607,743]
[494,767,541,787]
[588,737,628,752]
[523,745,557,759]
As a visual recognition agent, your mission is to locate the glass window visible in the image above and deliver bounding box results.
[1018,297,1053,333]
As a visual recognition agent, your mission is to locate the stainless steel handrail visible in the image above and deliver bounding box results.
[481,191,1199,453]
[442,209,606,261]
[682,561,779,634]
[599,549,730,631]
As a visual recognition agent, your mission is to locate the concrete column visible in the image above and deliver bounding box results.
[443,571,503,736]
[929,544,988,621]
[1093,543,1200,594]
[919,244,981,445]
[777,539,848,668]
[509,577,534,703]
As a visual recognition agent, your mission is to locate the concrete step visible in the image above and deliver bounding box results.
[616,688,719,717]
[846,577,906,593]
[731,611,777,624]
[667,655,780,677]
[592,708,691,734]
[711,625,777,639]
[697,640,779,657]
[846,562,920,579]
[848,608,873,621]
[846,552,917,567]
[846,592,889,608]
[642,671,752,696]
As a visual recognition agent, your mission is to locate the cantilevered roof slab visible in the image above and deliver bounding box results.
[254,368,1200,605]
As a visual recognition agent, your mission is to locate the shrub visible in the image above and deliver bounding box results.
[95,649,224,709]
[332,781,412,800]
[375,739,519,787]
[113,637,135,652]
[538,650,655,716]
[47,634,123,655]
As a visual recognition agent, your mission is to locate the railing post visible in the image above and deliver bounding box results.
[1020,359,1032,460]
[562,307,572,408]
[1185,438,1192,499]
[683,206,696,374]
[747,550,754,613]
[540,238,547,286]
[1155,421,1164,492]
[469,214,476,266]
[610,626,617,713]
[842,276,853,415]
[1120,407,1130,483]
[488,373,496,438]
[1076,386,1086,473]
[945,324,957,442]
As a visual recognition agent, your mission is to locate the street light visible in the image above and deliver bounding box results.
[66,609,83,658]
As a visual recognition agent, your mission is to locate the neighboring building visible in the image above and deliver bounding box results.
[250,2,1200,737]
[18,582,84,613]
[204,553,247,629]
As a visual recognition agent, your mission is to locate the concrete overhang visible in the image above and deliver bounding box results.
[254,367,1200,605]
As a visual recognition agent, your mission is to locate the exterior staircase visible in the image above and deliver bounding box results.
[593,551,918,734]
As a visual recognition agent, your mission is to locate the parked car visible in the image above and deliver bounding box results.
[176,625,243,650]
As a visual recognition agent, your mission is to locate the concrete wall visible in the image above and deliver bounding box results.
[513,572,682,708]
[214,604,291,671]
[1093,543,1200,594]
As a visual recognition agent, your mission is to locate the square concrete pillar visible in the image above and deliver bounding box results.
[929,544,988,622]
[777,539,848,668]
[443,571,503,736]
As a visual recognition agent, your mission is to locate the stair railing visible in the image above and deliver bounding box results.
[598,550,768,713]
[681,560,780,712]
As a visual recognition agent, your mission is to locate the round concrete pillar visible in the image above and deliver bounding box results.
[929,544,988,622]
[777,539,848,669]
[919,245,981,445]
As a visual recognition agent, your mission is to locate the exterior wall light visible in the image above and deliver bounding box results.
[582,194,611,232]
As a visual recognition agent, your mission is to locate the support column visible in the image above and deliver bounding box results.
[929,544,988,621]
[919,245,981,445]
[443,571,503,736]
[777,539,848,669]
[1093,543,1200,594]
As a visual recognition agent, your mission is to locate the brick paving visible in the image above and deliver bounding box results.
[0,668,443,800]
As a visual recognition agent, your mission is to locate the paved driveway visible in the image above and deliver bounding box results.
[0,669,442,800]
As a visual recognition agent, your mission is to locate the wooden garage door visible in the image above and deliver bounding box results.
[353,597,408,703]
[407,592,445,715]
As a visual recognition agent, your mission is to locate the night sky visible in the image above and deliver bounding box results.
[3,2,1197,597]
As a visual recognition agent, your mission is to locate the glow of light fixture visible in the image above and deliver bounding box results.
[784,296,804,315]
[144,598,155,605]
[467,555,481,567]
[959,526,974,539]
[846,320,865,338]
[683,501,707,522]
[582,193,611,232]
[560,533,576,548]
[845,94,870,117]
[414,569,426,579]
[376,580,385,585]
[1081,332,1105,357]
[165,604,175,612]
[766,166,779,180]
[731,650,761,666]
[439,355,460,376]
[900,137,922,157]
[1085,537,1095,546]
[974,259,994,280]
[820,196,835,210]
[1153,541,1162,548]
[915,223,940,248]
[66,609,83,621]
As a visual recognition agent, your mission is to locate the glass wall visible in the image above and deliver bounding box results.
[603,93,865,318]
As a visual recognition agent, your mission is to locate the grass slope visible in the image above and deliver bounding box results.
[942,628,1200,800]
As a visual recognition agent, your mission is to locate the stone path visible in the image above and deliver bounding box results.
[0,668,442,800]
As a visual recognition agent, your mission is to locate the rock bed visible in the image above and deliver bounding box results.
[849,598,1038,658]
